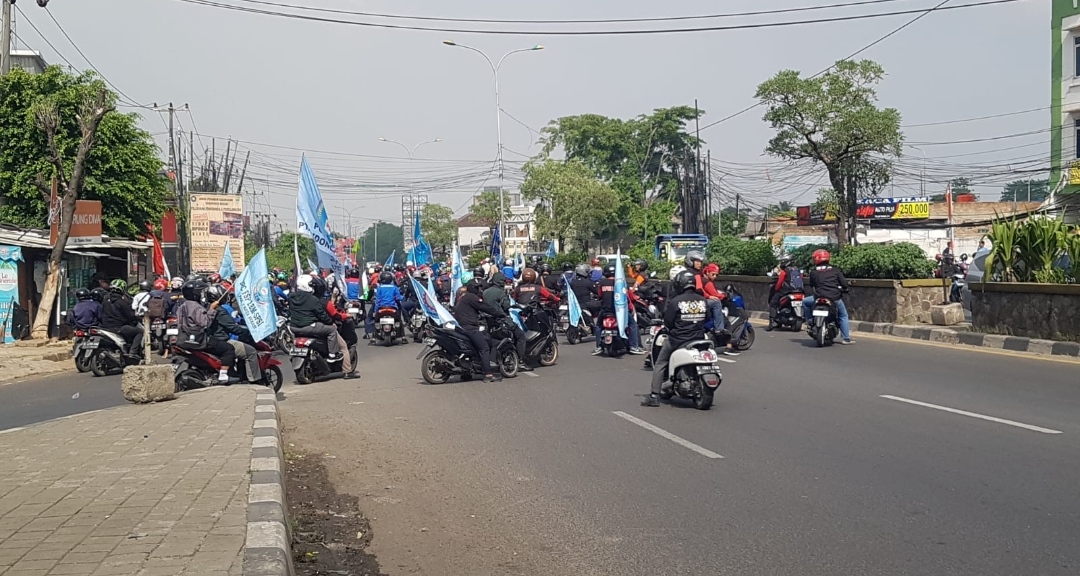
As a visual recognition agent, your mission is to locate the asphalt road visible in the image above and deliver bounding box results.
[280,325,1080,576]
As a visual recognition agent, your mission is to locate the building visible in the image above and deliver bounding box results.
[1050,1,1080,221]
[455,214,490,251]
[7,49,47,75]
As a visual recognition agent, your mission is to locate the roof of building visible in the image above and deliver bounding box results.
[0,225,151,254]
[456,213,492,228]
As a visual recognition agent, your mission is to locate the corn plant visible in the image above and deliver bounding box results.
[1066,231,1080,283]
[983,214,1021,282]
[1017,216,1067,283]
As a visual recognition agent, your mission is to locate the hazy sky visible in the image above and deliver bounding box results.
[12,0,1050,232]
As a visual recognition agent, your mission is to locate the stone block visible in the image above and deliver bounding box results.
[121,366,176,404]
[930,303,965,326]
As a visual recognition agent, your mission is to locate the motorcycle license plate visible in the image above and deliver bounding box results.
[290,348,309,357]
[166,328,179,335]
[347,308,360,314]
[423,338,436,346]
[380,318,395,325]
[698,366,720,374]
[82,341,99,349]
[812,310,830,317]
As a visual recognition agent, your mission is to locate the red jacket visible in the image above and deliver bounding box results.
[773,269,788,292]
[325,299,349,323]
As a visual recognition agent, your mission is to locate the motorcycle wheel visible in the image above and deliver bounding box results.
[75,352,92,373]
[817,325,828,348]
[420,350,452,385]
[736,325,756,351]
[295,361,315,385]
[793,319,803,332]
[566,327,581,345]
[498,349,519,378]
[89,350,113,377]
[694,388,714,410]
[276,328,294,355]
[263,366,284,393]
[175,369,207,392]
[537,340,558,367]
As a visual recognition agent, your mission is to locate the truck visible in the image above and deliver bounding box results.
[654,234,709,264]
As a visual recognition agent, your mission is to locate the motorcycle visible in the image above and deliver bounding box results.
[808,297,840,347]
[417,325,519,384]
[562,308,594,345]
[725,310,756,351]
[408,308,427,343]
[346,300,364,324]
[513,302,560,367]
[85,328,142,377]
[597,313,628,358]
[150,318,168,355]
[373,307,407,346]
[71,328,93,373]
[267,316,293,355]
[172,340,284,392]
[949,272,966,304]
[775,292,805,331]
[290,335,358,385]
[651,326,723,410]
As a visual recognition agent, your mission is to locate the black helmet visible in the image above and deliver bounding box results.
[779,255,793,267]
[182,280,206,302]
[379,271,394,284]
[75,288,91,301]
[632,259,648,273]
[529,255,543,265]
[472,266,486,278]
[204,284,226,303]
[466,278,484,294]
[539,263,552,274]
[89,287,106,302]
[394,263,406,272]
[311,276,327,298]
[138,280,153,293]
[602,264,616,278]
[674,270,697,293]
[561,262,574,272]
[684,250,705,270]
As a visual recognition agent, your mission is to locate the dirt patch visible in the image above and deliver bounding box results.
[286,450,387,576]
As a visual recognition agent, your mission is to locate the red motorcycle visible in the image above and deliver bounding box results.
[172,340,284,392]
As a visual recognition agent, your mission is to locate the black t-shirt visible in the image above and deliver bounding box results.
[664,291,708,348]
[452,292,503,330]
[808,266,849,301]
[568,277,594,304]
[515,283,541,305]
[542,274,560,292]
[593,278,616,312]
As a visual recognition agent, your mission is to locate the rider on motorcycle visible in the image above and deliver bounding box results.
[703,264,740,356]
[539,263,560,292]
[101,279,143,357]
[628,259,649,287]
[453,278,505,383]
[368,270,405,343]
[590,265,645,356]
[205,284,263,384]
[767,255,802,331]
[176,281,237,384]
[642,269,707,407]
[568,264,597,327]
[685,251,728,338]
[290,274,346,362]
[514,268,559,307]
[320,276,359,352]
[484,271,530,371]
[69,288,101,330]
[805,249,854,345]
[557,262,575,292]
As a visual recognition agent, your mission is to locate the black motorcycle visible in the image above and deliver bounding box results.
[85,328,142,377]
[510,302,560,368]
[417,325,519,384]
[290,334,359,384]
[808,297,840,347]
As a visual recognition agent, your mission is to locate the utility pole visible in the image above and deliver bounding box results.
[694,99,703,234]
[0,0,12,75]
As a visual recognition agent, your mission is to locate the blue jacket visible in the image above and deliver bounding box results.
[374,284,404,309]
[345,279,361,300]
[590,269,603,282]
[69,300,102,329]
[502,265,516,280]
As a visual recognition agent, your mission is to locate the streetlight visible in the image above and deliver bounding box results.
[379,138,441,250]
[443,39,544,255]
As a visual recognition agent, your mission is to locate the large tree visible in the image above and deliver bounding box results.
[357,221,404,264]
[520,159,619,251]
[756,59,903,247]
[420,203,457,256]
[1000,178,1049,203]
[467,188,510,226]
[0,67,169,238]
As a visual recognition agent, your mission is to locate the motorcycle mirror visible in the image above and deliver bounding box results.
[60,310,67,317]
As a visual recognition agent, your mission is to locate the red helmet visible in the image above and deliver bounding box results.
[812,249,831,266]
[153,278,168,291]
[591,258,600,266]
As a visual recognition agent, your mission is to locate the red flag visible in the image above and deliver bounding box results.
[147,224,170,278]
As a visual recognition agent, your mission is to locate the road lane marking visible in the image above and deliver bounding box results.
[522,371,539,378]
[0,427,25,435]
[716,357,737,364]
[880,395,1063,435]
[612,411,724,459]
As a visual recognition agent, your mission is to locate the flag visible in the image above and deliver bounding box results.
[147,225,170,279]
[613,248,628,340]
[233,248,278,342]
[545,241,556,259]
[296,155,346,293]
[352,238,360,259]
[412,210,433,266]
[515,251,524,273]
[489,224,501,264]
[410,276,457,328]
[566,283,583,327]
[218,243,237,279]
[361,269,370,299]
[508,308,525,332]
[385,250,395,268]
[293,234,302,278]
[450,245,465,306]
[307,258,318,274]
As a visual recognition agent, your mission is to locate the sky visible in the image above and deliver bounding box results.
[10,0,1051,234]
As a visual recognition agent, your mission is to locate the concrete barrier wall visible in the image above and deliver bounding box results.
[968,283,1080,341]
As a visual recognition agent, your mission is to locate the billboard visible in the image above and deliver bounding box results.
[189,194,245,274]
[51,201,102,245]
[796,205,837,226]
[855,197,930,220]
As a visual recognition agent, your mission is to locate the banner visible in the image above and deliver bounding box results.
[410,276,457,328]
[490,224,501,264]
[148,224,171,279]
[795,205,837,227]
[855,197,931,220]
[296,156,345,293]
[613,249,628,340]
[233,249,278,342]
[566,281,583,327]
[450,245,465,306]
[189,194,245,273]
[385,250,396,268]
[218,243,236,279]
[545,242,556,259]
[412,211,433,266]
[0,246,21,344]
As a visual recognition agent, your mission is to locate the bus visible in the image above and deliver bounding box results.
[654,234,709,264]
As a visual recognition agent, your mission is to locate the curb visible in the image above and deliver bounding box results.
[746,311,1080,358]
[244,392,295,576]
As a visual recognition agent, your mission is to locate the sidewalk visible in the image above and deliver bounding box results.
[0,386,292,576]
[0,341,73,385]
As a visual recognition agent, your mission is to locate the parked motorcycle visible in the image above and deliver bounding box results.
[949,272,966,304]
[417,325,519,384]
[775,292,805,331]
[290,336,358,384]
[71,328,93,372]
[84,328,141,377]
[650,326,723,410]
[172,340,284,392]
[808,297,840,347]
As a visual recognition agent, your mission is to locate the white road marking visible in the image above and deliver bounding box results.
[521,371,540,378]
[0,427,25,435]
[716,357,737,364]
[612,411,724,459]
[880,395,1063,435]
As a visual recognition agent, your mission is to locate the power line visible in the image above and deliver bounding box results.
[902,106,1049,128]
[171,0,1020,36]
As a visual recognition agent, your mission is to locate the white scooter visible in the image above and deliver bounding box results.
[649,327,723,410]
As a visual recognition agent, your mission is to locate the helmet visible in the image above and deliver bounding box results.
[674,270,697,293]
[521,268,537,283]
[296,274,314,293]
[127,283,140,296]
[153,278,168,291]
[411,270,423,279]
[394,264,406,272]
[668,265,687,282]
[171,277,184,289]
[574,264,590,278]
[208,273,222,284]
[684,250,705,270]
[632,259,648,273]
[779,255,793,267]
[466,278,484,294]
[812,249,831,266]
[310,276,327,298]
[186,273,201,282]
[89,288,106,302]
[109,279,128,293]
[374,265,383,273]
[181,281,206,301]
[504,258,514,267]
[472,266,486,279]
[379,271,394,284]
[703,263,720,275]
[276,272,289,282]
[529,255,543,266]
[75,288,91,301]
[138,280,153,293]
[602,264,615,278]
[591,258,600,267]
[539,263,552,274]
[204,284,226,303]
[561,262,574,272]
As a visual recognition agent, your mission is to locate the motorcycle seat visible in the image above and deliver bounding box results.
[680,340,715,351]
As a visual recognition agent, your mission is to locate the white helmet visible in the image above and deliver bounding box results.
[296,274,314,293]
[668,265,687,282]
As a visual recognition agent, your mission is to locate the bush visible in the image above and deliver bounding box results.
[787,243,837,271]
[706,237,777,276]
[830,242,935,279]
[550,251,588,272]
[626,241,672,279]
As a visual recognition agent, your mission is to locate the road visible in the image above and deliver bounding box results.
[281,326,1080,576]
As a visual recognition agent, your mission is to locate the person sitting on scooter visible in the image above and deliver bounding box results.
[101,279,144,357]
[805,249,854,345]
[703,264,740,356]
[569,263,597,328]
[642,270,707,407]
[590,264,618,356]
[319,276,359,355]
[628,259,649,288]
[539,263,560,293]
[176,281,238,384]
[205,284,263,384]
[557,262,575,293]
[368,271,405,343]
[685,251,730,343]
[453,278,505,382]
[69,288,102,330]
[290,274,345,362]
[514,268,559,307]
[398,271,420,320]
[767,255,803,331]
[484,271,531,371]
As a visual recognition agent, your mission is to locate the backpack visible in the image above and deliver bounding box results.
[176,302,210,349]
[146,293,167,320]
[786,267,804,291]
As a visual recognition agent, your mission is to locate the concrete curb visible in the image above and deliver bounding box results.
[746,311,1080,358]
[244,392,295,576]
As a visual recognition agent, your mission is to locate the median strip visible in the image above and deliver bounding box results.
[612,411,724,459]
[880,395,1063,435]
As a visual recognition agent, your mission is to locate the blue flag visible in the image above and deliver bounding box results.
[566,283,583,327]
[410,276,457,327]
[218,242,236,279]
[489,224,501,264]
[614,249,628,340]
[412,210,433,266]
[234,249,278,342]
[450,245,465,306]
[515,251,524,273]
[508,308,526,332]
[545,242,556,259]
[296,156,346,293]
[385,250,395,268]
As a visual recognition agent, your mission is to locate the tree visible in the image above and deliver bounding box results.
[467,188,510,225]
[520,159,620,251]
[357,221,403,264]
[756,59,903,248]
[716,207,749,237]
[1000,178,1049,203]
[812,188,840,216]
[761,201,795,217]
[0,67,169,239]
[261,232,315,272]
[420,203,457,255]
